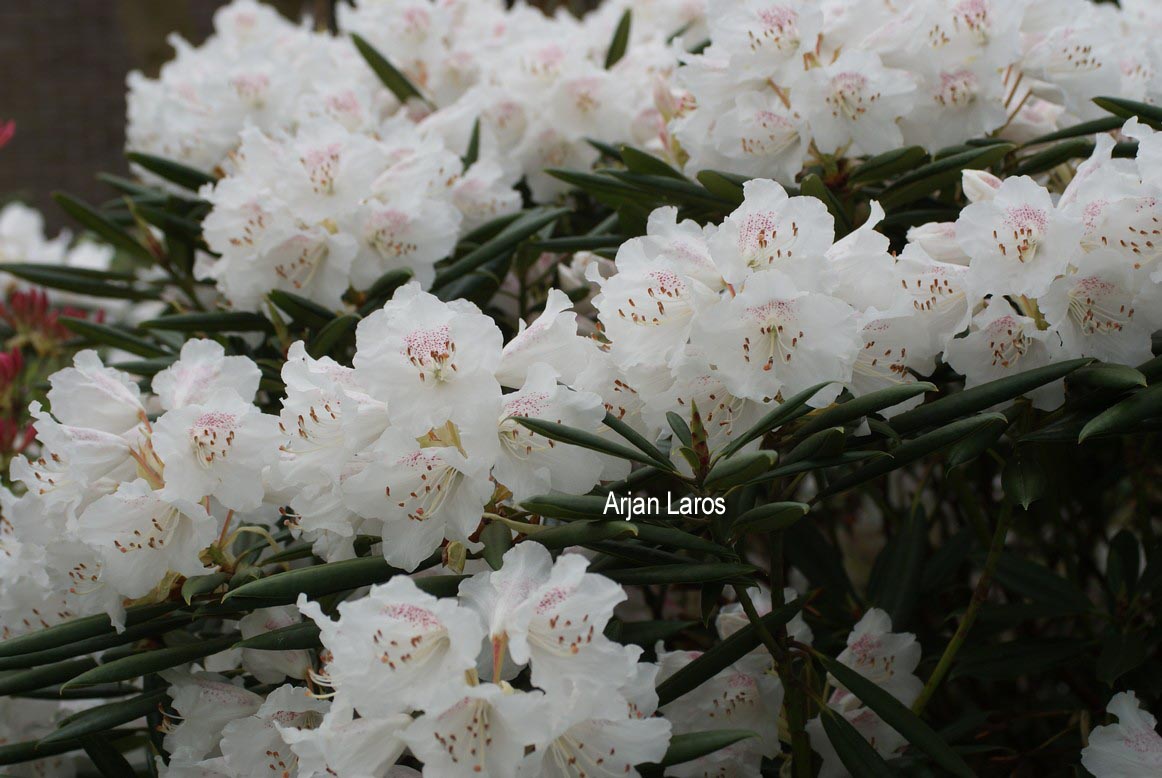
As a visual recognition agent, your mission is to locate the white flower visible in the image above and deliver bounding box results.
[76,479,216,599]
[495,289,597,389]
[217,684,329,778]
[163,672,264,762]
[152,339,261,411]
[152,389,281,512]
[46,350,145,437]
[800,50,916,156]
[299,575,485,717]
[353,282,503,436]
[238,606,312,684]
[691,269,860,407]
[279,702,412,778]
[1081,691,1162,778]
[401,682,552,778]
[944,299,1065,410]
[458,543,635,696]
[956,175,1083,298]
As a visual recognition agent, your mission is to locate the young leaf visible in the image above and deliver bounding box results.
[814,653,973,777]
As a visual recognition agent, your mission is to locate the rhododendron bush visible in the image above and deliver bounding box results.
[2,0,1162,775]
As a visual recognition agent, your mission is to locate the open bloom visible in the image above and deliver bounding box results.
[1081,692,1162,777]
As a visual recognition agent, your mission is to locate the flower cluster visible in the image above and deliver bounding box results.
[673,0,1162,179]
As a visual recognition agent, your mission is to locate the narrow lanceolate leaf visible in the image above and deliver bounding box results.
[233,622,322,652]
[81,734,137,778]
[879,143,1014,209]
[703,451,779,491]
[40,690,168,745]
[866,511,927,628]
[621,145,685,179]
[654,730,757,768]
[783,426,846,467]
[991,552,1092,613]
[1079,383,1162,442]
[943,412,1011,469]
[181,572,231,604]
[603,412,674,469]
[350,33,431,107]
[821,414,1007,497]
[0,729,135,767]
[602,563,757,586]
[225,556,411,604]
[632,523,737,559]
[656,599,801,706]
[891,359,1092,434]
[800,174,851,234]
[307,313,360,358]
[52,192,153,261]
[0,603,180,659]
[604,10,632,69]
[815,653,973,777]
[848,146,929,185]
[0,615,190,672]
[820,708,897,778]
[358,267,414,315]
[463,118,482,168]
[0,263,153,301]
[1068,363,1148,392]
[529,521,639,549]
[1013,138,1094,176]
[140,311,274,334]
[796,383,936,439]
[126,152,216,191]
[515,417,673,470]
[1022,116,1124,146]
[730,502,810,539]
[59,317,169,358]
[432,207,569,290]
[0,658,97,696]
[667,412,694,447]
[1093,96,1162,130]
[522,493,613,520]
[481,521,513,570]
[718,381,834,459]
[63,635,238,688]
[694,170,745,206]
[267,290,337,329]
[1002,446,1048,509]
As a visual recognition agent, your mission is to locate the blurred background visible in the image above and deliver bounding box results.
[0,0,598,230]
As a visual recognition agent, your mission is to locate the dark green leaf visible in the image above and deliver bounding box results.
[0,604,179,659]
[267,290,337,329]
[234,622,322,651]
[307,313,360,358]
[1093,96,1162,130]
[529,520,640,549]
[800,173,851,234]
[632,522,737,559]
[848,146,930,185]
[350,33,431,107]
[463,118,481,169]
[1079,383,1162,442]
[0,729,135,767]
[225,556,454,605]
[81,734,136,778]
[1068,363,1148,392]
[515,417,673,469]
[40,690,168,745]
[717,381,834,459]
[613,620,696,648]
[432,208,569,290]
[603,563,757,586]
[992,552,1091,613]
[820,708,896,778]
[604,10,632,69]
[866,512,927,628]
[181,572,231,605]
[522,493,614,520]
[140,311,273,334]
[694,171,745,207]
[879,144,1014,209]
[1023,116,1123,146]
[1002,446,1048,509]
[52,192,153,261]
[891,359,1091,434]
[703,451,779,491]
[603,412,674,469]
[59,317,168,358]
[1,263,153,301]
[654,730,757,768]
[730,501,809,539]
[667,412,693,448]
[1097,633,1151,684]
[358,268,414,315]
[63,635,238,688]
[1013,139,1094,176]
[815,653,973,777]
[126,152,216,191]
[782,427,846,466]
[0,658,97,696]
[795,383,935,439]
[481,521,513,570]
[621,145,685,179]
[943,413,1010,469]
[952,639,1088,681]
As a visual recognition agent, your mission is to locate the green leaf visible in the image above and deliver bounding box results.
[800,173,851,234]
[866,511,927,628]
[63,635,238,688]
[730,501,809,539]
[992,552,1091,613]
[1022,116,1123,146]
[632,522,737,559]
[879,143,1014,209]
[667,412,693,448]
[953,638,1088,681]
[0,729,135,768]
[611,619,696,648]
[140,311,273,334]
[1013,138,1095,176]
[59,317,168,358]
[52,192,153,261]
[656,598,801,705]
[233,622,321,651]
[603,412,674,469]
[481,521,513,570]
[81,733,137,778]
[514,417,673,470]
[522,493,613,520]
[39,690,168,745]
[795,383,935,439]
[0,263,153,301]
[432,208,569,290]
[604,10,632,69]
[1079,383,1162,442]
[943,413,1010,468]
[358,268,414,315]
[655,730,757,768]
[350,33,431,107]
[621,145,685,179]
[529,234,627,252]
[181,572,231,605]
[0,615,189,673]
[821,414,1008,497]
[463,117,482,169]
[602,563,757,586]
[1093,96,1162,130]
[267,290,337,329]
[891,359,1092,434]
[604,170,735,209]
[703,451,779,491]
[820,707,896,778]
[528,520,640,549]
[1068,363,1148,392]
[782,427,845,467]
[1097,633,1152,684]
[126,152,216,191]
[0,658,97,696]
[815,653,973,778]
[848,146,930,185]
[0,604,179,659]
[1002,446,1048,509]
[307,313,360,358]
[694,171,745,207]
[225,556,453,605]
[718,381,834,459]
